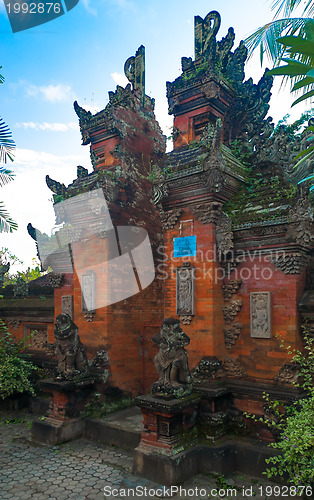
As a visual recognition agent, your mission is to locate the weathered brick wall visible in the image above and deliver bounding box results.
[160,208,306,385]
[228,259,305,381]
[161,208,226,370]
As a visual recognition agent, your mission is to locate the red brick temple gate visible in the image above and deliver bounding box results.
[1,10,312,431]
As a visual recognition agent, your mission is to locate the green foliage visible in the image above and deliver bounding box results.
[224,171,296,224]
[245,0,313,68]
[0,67,17,232]
[0,320,37,400]
[1,249,50,293]
[0,168,17,233]
[273,111,313,138]
[267,19,314,107]
[266,20,314,184]
[246,327,314,487]
[82,393,135,419]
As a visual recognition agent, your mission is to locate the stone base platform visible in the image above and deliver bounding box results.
[31,417,84,445]
[31,378,94,445]
[133,439,279,486]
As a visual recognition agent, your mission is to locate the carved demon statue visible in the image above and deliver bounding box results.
[152,318,192,395]
[54,313,88,379]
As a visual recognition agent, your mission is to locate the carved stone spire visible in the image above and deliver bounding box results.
[194,11,221,61]
[124,45,145,106]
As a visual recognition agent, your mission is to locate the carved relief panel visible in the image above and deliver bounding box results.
[250,292,271,338]
[176,264,195,316]
[81,271,96,313]
[62,295,73,319]
[25,325,48,350]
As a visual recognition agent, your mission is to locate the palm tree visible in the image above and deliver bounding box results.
[0,167,17,232]
[245,0,314,99]
[0,67,17,232]
[245,0,314,191]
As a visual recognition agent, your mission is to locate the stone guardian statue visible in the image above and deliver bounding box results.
[54,313,88,379]
[152,317,192,395]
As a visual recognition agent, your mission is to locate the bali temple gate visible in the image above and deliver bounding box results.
[1,9,313,452]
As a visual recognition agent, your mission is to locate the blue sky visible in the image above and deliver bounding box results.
[0,0,310,270]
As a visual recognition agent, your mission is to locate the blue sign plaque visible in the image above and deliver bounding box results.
[173,236,197,258]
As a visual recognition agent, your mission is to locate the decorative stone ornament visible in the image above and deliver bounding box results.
[271,252,309,274]
[193,356,224,383]
[191,202,223,224]
[250,292,271,339]
[84,312,94,322]
[61,295,73,319]
[223,358,247,378]
[159,208,182,230]
[222,280,242,301]
[81,270,96,313]
[223,300,242,324]
[176,264,195,316]
[8,318,21,330]
[224,324,242,349]
[274,362,299,385]
[180,315,193,325]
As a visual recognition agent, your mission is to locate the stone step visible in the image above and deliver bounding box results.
[84,406,142,451]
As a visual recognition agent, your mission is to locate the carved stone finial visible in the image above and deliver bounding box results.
[151,318,192,397]
[73,100,92,123]
[124,45,145,106]
[46,175,67,196]
[194,11,221,61]
[54,313,88,379]
[77,166,88,179]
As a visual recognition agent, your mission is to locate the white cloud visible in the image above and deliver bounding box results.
[1,147,91,270]
[111,72,129,87]
[26,84,72,102]
[15,122,78,132]
[81,0,97,15]
[81,104,102,114]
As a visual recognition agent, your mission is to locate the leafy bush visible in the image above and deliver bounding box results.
[264,331,314,487]
[0,320,37,399]
[246,328,314,487]
[82,393,134,418]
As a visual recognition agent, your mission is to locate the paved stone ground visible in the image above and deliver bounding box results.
[0,411,306,500]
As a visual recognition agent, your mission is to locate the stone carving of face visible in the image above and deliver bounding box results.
[55,313,73,337]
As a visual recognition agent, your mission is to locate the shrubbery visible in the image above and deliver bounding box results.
[0,320,37,399]
[247,329,314,487]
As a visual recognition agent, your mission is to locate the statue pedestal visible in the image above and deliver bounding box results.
[133,393,201,485]
[31,378,94,445]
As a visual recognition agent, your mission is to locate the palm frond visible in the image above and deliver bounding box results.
[0,167,14,187]
[0,117,15,163]
[244,17,308,65]
[0,66,4,84]
[0,203,18,233]
[272,0,314,19]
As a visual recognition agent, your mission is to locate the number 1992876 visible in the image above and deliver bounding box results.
[6,3,62,14]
